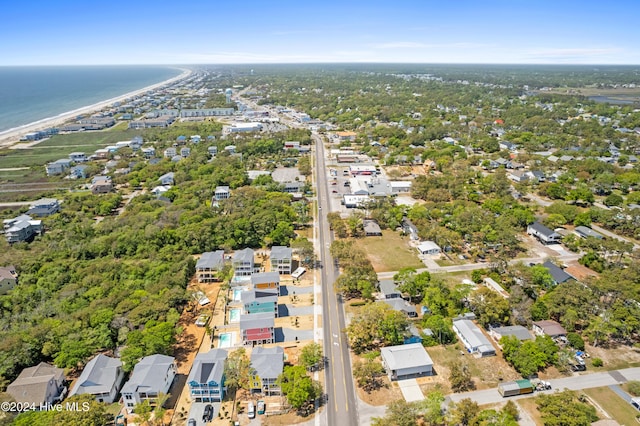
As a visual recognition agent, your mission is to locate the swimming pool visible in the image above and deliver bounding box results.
[229,308,241,322]
[233,288,244,302]
[218,333,233,348]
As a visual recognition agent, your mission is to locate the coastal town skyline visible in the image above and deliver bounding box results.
[2,0,640,66]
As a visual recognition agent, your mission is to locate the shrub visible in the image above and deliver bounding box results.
[350,301,367,307]
[592,358,603,367]
[627,380,640,396]
[566,332,585,351]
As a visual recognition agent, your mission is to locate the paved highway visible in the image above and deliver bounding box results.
[314,132,359,426]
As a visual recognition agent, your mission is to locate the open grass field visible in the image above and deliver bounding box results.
[583,386,640,425]
[0,129,142,168]
[351,229,424,272]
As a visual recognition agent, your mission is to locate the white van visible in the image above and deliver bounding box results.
[247,401,255,419]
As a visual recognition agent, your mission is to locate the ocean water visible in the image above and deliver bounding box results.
[0,66,182,133]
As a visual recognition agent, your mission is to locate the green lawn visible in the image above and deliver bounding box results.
[583,387,640,425]
[351,229,424,272]
[0,129,142,168]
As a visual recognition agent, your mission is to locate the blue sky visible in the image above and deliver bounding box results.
[2,0,639,65]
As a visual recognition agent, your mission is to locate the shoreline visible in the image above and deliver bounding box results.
[0,67,193,148]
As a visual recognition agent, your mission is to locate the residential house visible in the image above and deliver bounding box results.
[141,147,156,158]
[363,220,383,236]
[417,241,441,255]
[207,146,218,157]
[270,246,292,275]
[69,152,87,163]
[532,320,567,339]
[158,172,175,186]
[180,147,191,158]
[251,271,280,295]
[91,177,113,194]
[3,214,42,244]
[163,147,177,158]
[195,250,226,283]
[27,198,60,217]
[214,186,230,201]
[151,185,171,198]
[380,343,433,380]
[380,298,417,317]
[336,131,357,142]
[70,165,89,179]
[507,170,529,183]
[121,354,176,413]
[241,288,279,316]
[69,354,124,403]
[232,248,255,278]
[402,218,420,241]
[379,280,401,299]
[525,170,546,183]
[240,312,275,346]
[0,266,18,295]
[542,260,575,285]
[389,181,412,193]
[574,226,603,240]
[187,349,228,402]
[250,347,284,395]
[489,326,533,346]
[45,159,72,176]
[7,362,65,406]
[499,141,518,152]
[452,318,496,357]
[527,222,561,244]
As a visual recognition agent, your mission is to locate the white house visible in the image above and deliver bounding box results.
[380,343,433,380]
[69,354,124,403]
[452,318,496,357]
[121,355,176,413]
[417,241,441,255]
[527,222,561,244]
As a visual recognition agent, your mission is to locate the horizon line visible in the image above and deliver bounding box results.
[2,62,640,67]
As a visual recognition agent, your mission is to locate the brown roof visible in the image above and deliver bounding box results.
[6,362,64,405]
[533,320,567,337]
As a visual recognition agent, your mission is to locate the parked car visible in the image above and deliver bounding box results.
[257,400,265,415]
[247,401,255,419]
[188,419,196,426]
[203,404,214,422]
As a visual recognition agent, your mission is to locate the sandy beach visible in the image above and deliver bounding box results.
[0,67,193,149]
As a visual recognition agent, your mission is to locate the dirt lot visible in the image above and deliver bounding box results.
[583,342,640,371]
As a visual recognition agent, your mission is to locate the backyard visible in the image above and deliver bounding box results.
[351,229,424,272]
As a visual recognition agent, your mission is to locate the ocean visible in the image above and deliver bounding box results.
[0,66,182,134]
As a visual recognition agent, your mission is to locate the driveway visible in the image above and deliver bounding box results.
[187,401,220,426]
[279,304,315,317]
[397,379,424,402]
[280,285,314,296]
[275,327,314,343]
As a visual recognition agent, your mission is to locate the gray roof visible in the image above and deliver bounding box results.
[251,346,284,380]
[7,362,64,405]
[121,354,175,394]
[241,288,278,304]
[158,172,174,182]
[251,271,280,285]
[70,354,122,397]
[363,220,382,235]
[233,248,254,264]
[379,280,401,297]
[542,260,574,284]
[240,312,275,331]
[196,250,225,270]
[270,246,292,261]
[491,325,532,341]
[381,299,417,315]
[574,226,603,239]
[528,221,558,238]
[188,349,227,385]
[380,343,432,370]
[453,318,495,351]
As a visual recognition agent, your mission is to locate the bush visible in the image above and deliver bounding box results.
[591,358,603,367]
[566,332,585,350]
[350,301,367,307]
[627,380,640,396]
